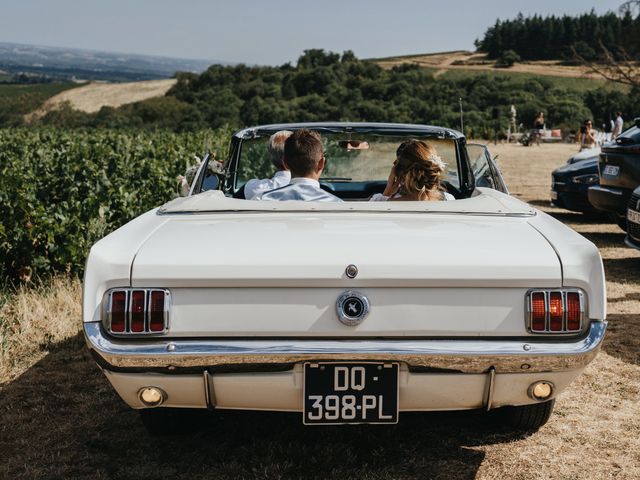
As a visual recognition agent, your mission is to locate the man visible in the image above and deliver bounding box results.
[258,129,342,202]
[612,112,624,139]
[244,130,292,200]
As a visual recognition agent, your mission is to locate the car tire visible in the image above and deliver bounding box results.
[139,408,205,435]
[500,399,555,430]
[608,213,627,231]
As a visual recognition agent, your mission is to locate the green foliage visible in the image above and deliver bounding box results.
[3,50,636,141]
[495,50,521,68]
[0,83,79,127]
[477,10,640,61]
[0,128,230,281]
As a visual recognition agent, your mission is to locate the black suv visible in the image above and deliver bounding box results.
[589,118,640,230]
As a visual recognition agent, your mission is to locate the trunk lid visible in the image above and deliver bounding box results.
[131,212,560,288]
[129,212,560,337]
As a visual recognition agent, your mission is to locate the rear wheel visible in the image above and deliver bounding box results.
[500,399,555,430]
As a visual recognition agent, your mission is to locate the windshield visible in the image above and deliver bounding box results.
[235,133,459,189]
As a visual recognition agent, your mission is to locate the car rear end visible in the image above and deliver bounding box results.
[84,197,607,430]
[626,186,640,250]
[589,121,640,229]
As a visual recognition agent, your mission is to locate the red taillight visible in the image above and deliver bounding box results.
[566,292,581,331]
[130,290,146,332]
[110,291,126,332]
[529,290,584,333]
[530,292,546,331]
[107,288,169,334]
[549,292,563,331]
[148,291,166,332]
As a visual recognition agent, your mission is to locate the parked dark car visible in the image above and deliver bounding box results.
[551,148,600,213]
[589,118,640,230]
[626,185,640,250]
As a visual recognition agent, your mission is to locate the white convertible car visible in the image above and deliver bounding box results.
[84,123,606,433]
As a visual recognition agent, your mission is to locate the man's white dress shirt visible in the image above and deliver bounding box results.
[258,177,342,202]
[244,170,291,200]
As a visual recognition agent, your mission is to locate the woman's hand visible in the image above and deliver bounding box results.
[383,164,399,197]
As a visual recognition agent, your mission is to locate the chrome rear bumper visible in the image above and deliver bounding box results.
[84,321,606,374]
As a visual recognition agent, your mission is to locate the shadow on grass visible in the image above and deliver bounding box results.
[603,313,640,367]
[603,256,640,284]
[582,231,628,248]
[542,209,610,226]
[0,335,535,480]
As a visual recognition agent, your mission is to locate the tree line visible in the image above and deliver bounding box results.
[3,49,638,137]
[476,10,640,61]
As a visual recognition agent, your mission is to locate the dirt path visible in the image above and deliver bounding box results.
[0,142,638,479]
[27,78,177,119]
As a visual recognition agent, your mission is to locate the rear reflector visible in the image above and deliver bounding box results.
[105,288,170,335]
[527,290,584,334]
[530,292,546,331]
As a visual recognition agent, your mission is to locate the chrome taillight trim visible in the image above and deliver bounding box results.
[526,289,585,334]
[104,288,171,336]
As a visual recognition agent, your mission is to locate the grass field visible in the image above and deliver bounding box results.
[371,50,613,83]
[0,143,638,479]
[29,79,177,118]
[0,82,79,99]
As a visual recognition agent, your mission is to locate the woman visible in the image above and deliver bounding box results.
[577,119,597,151]
[533,112,545,146]
[371,139,453,201]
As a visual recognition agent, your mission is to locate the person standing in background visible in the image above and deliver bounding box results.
[612,112,624,139]
[533,111,545,146]
[577,119,597,151]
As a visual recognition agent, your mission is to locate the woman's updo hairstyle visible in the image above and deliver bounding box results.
[394,140,446,201]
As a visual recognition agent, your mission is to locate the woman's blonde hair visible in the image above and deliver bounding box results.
[394,140,445,201]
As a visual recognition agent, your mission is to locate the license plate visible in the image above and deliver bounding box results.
[303,362,399,425]
[550,191,558,201]
[603,165,620,176]
[628,208,640,225]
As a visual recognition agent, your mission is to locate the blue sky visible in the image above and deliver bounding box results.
[0,0,626,65]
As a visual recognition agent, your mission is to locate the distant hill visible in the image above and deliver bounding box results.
[370,50,602,80]
[0,42,227,82]
[26,79,178,121]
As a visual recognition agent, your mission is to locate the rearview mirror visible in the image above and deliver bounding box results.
[338,140,370,150]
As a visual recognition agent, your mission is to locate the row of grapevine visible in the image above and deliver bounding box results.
[0,128,230,282]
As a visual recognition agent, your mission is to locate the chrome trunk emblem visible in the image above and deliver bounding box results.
[336,290,369,326]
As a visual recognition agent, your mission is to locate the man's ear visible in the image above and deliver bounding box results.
[317,156,325,172]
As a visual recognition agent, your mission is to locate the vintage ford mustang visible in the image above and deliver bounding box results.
[84,123,606,433]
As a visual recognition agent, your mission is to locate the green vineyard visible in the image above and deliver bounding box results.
[0,128,230,281]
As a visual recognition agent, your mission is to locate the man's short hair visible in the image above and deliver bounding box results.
[284,129,324,177]
[268,130,292,170]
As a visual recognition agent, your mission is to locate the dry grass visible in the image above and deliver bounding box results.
[27,78,177,118]
[373,51,605,79]
[1,142,639,479]
[0,276,81,383]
